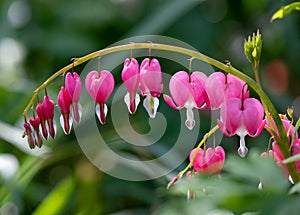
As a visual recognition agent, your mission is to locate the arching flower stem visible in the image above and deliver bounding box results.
[22,43,300,183]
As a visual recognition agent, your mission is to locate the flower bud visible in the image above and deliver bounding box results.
[244,29,262,67]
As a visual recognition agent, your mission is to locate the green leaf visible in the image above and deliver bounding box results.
[32,176,75,215]
[282,154,300,164]
[271,2,300,22]
[289,182,300,194]
[291,118,300,146]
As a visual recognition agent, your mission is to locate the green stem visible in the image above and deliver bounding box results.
[253,62,261,88]
[23,43,300,183]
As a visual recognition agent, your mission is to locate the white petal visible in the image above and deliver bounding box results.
[124,92,140,114]
[238,135,248,157]
[96,103,108,124]
[185,106,195,130]
[143,95,159,118]
[71,102,82,124]
[59,114,73,135]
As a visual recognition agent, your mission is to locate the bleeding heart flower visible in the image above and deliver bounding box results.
[121,58,140,114]
[163,71,209,130]
[36,95,56,139]
[189,146,225,174]
[218,97,265,157]
[65,72,82,123]
[206,72,249,109]
[36,102,47,139]
[58,86,72,134]
[85,70,114,124]
[292,140,300,172]
[29,117,43,147]
[140,58,163,118]
[23,121,35,149]
[265,116,298,143]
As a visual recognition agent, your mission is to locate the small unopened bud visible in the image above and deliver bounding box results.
[244,29,262,67]
[287,107,293,119]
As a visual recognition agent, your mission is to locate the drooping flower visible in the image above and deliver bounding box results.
[36,95,56,139]
[121,58,140,114]
[57,86,72,134]
[42,95,56,139]
[29,116,43,147]
[140,58,163,118]
[218,97,265,157]
[206,72,249,109]
[189,146,225,174]
[292,140,300,172]
[265,116,298,143]
[65,72,82,123]
[23,121,35,149]
[36,102,48,139]
[266,117,300,174]
[163,71,209,130]
[85,70,114,124]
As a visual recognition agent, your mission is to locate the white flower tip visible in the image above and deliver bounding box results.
[124,92,140,114]
[185,106,195,130]
[96,103,108,125]
[143,95,159,118]
[59,114,73,135]
[185,118,195,130]
[71,102,82,124]
[238,146,248,157]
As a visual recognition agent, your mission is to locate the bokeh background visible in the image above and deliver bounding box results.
[0,0,299,214]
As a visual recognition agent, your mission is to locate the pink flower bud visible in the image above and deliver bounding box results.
[23,122,35,149]
[189,146,225,174]
[65,72,81,102]
[85,70,114,124]
[36,102,48,139]
[122,58,140,114]
[58,87,72,134]
[65,72,82,123]
[140,58,163,118]
[29,117,43,147]
[36,95,56,139]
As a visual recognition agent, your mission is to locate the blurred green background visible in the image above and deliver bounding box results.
[0,0,299,214]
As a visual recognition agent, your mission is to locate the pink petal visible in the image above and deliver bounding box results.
[85,70,115,103]
[221,98,243,134]
[169,71,191,108]
[140,58,163,97]
[42,95,55,119]
[122,58,140,92]
[226,74,249,100]
[243,98,265,135]
[206,72,226,109]
[190,71,209,109]
[163,95,181,110]
[65,72,82,102]
[57,87,71,114]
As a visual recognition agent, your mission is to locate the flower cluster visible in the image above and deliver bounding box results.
[23,57,266,163]
[263,115,300,175]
